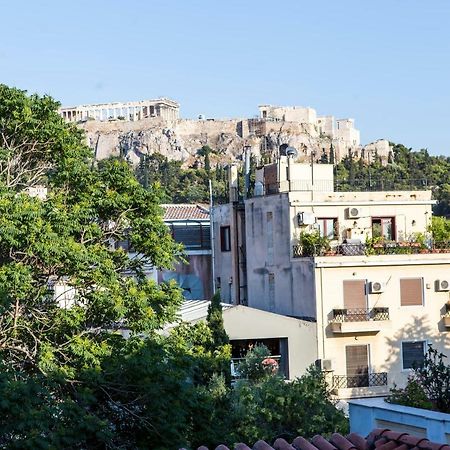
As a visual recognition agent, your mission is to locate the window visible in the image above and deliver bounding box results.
[372,217,395,240]
[400,278,423,306]
[402,341,426,369]
[220,226,231,252]
[317,218,338,239]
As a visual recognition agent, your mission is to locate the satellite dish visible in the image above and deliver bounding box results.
[285,146,298,158]
[162,272,205,300]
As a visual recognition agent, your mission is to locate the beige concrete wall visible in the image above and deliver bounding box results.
[224,305,318,379]
[289,190,434,243]
[212,204,235,303]
[313,258,450,389]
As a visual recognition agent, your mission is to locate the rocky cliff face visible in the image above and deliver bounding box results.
[80,117,388,167]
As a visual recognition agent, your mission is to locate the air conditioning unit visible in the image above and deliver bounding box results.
[369,281,385,294]
[297,212,315,226]
[435,279,450,292]
[315,358,333,371]
[347,207,362,219]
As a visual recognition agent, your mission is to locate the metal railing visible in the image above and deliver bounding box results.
[293,241,450,258]
[331,307,389,323]
[333,372,388,389]
[264,178,430,195]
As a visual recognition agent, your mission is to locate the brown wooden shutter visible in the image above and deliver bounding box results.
[343,280,366,309]
[400,278,423,306]
[346,345,369,376]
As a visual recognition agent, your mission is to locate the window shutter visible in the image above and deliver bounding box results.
[346,345,369,376]
[400,278,423,306]
[343,280,366,309]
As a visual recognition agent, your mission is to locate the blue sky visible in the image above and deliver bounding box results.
[1,0,450,155]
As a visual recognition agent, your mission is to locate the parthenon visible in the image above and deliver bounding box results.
[59,98,179,122]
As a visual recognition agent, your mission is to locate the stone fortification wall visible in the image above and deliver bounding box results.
[80,117,390,167]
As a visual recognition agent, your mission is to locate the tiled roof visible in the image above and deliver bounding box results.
[162,204,210,221]
[183,428,450,450]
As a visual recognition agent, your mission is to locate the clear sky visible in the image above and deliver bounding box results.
[1,0,450,155]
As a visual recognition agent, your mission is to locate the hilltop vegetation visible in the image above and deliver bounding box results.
[135,144,450,216]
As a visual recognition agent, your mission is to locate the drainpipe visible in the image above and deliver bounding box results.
[209,179,216,294]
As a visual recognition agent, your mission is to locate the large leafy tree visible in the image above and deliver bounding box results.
[0,85,188,448]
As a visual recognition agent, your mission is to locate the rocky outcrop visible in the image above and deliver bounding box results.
[80,117,390,167]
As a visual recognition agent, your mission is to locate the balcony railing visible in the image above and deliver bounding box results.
[332,372,388,389]
[293,241,450,258]
[331,308,389,323]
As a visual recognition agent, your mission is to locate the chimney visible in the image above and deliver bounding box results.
[228,165,239,203]
[244,146,251,198]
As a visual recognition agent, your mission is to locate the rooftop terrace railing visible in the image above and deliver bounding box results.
[264,178,430,194]
[293,241,450,258]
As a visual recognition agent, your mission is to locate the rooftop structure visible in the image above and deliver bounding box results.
[59,98,179,123]
[166,300,317,380]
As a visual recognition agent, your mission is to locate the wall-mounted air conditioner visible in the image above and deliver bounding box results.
[347,207,362,219]
[297,212,315,226]
[369,281,385,294]
[435,279,450,292]
[316,358,333,371]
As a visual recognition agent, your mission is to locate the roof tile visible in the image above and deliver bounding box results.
[330,433,357,450]
[347,432,369,450]
[273,438,296,450]
[311,435,337,450]
[292,436,319,450]
[254,440,276,450]
[162,204,209,221]
[188,428,450,450]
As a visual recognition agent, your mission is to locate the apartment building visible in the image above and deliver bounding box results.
[212,157,450,400]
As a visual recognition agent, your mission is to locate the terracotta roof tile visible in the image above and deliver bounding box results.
[331,433,357,450]
[398,437,429,448]
[162,204,209,221]
[273,438,296,450]
[234,444,252,450]
[312,435,337,450]
[293,436,320,450]
[375,440,399,450]
[347,432,369,450]
[188,429,450,450]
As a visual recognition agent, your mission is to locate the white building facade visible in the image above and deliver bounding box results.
[213,160,450,400]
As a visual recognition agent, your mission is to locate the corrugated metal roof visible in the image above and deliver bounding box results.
[162,204,210,221]
[177,299,234,323]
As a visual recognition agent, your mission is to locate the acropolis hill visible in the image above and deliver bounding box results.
[59,99,391,167]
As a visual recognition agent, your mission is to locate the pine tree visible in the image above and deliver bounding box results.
[206,290,229,349]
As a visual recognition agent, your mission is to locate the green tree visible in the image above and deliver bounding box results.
[0,85,191,448]
[207,290,229,349]
[387,345,450,413]
[231,366,348,445]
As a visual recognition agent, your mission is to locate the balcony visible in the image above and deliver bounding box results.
[332,372,389,399]
[293,241,450,258]
[329,308,390,334]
